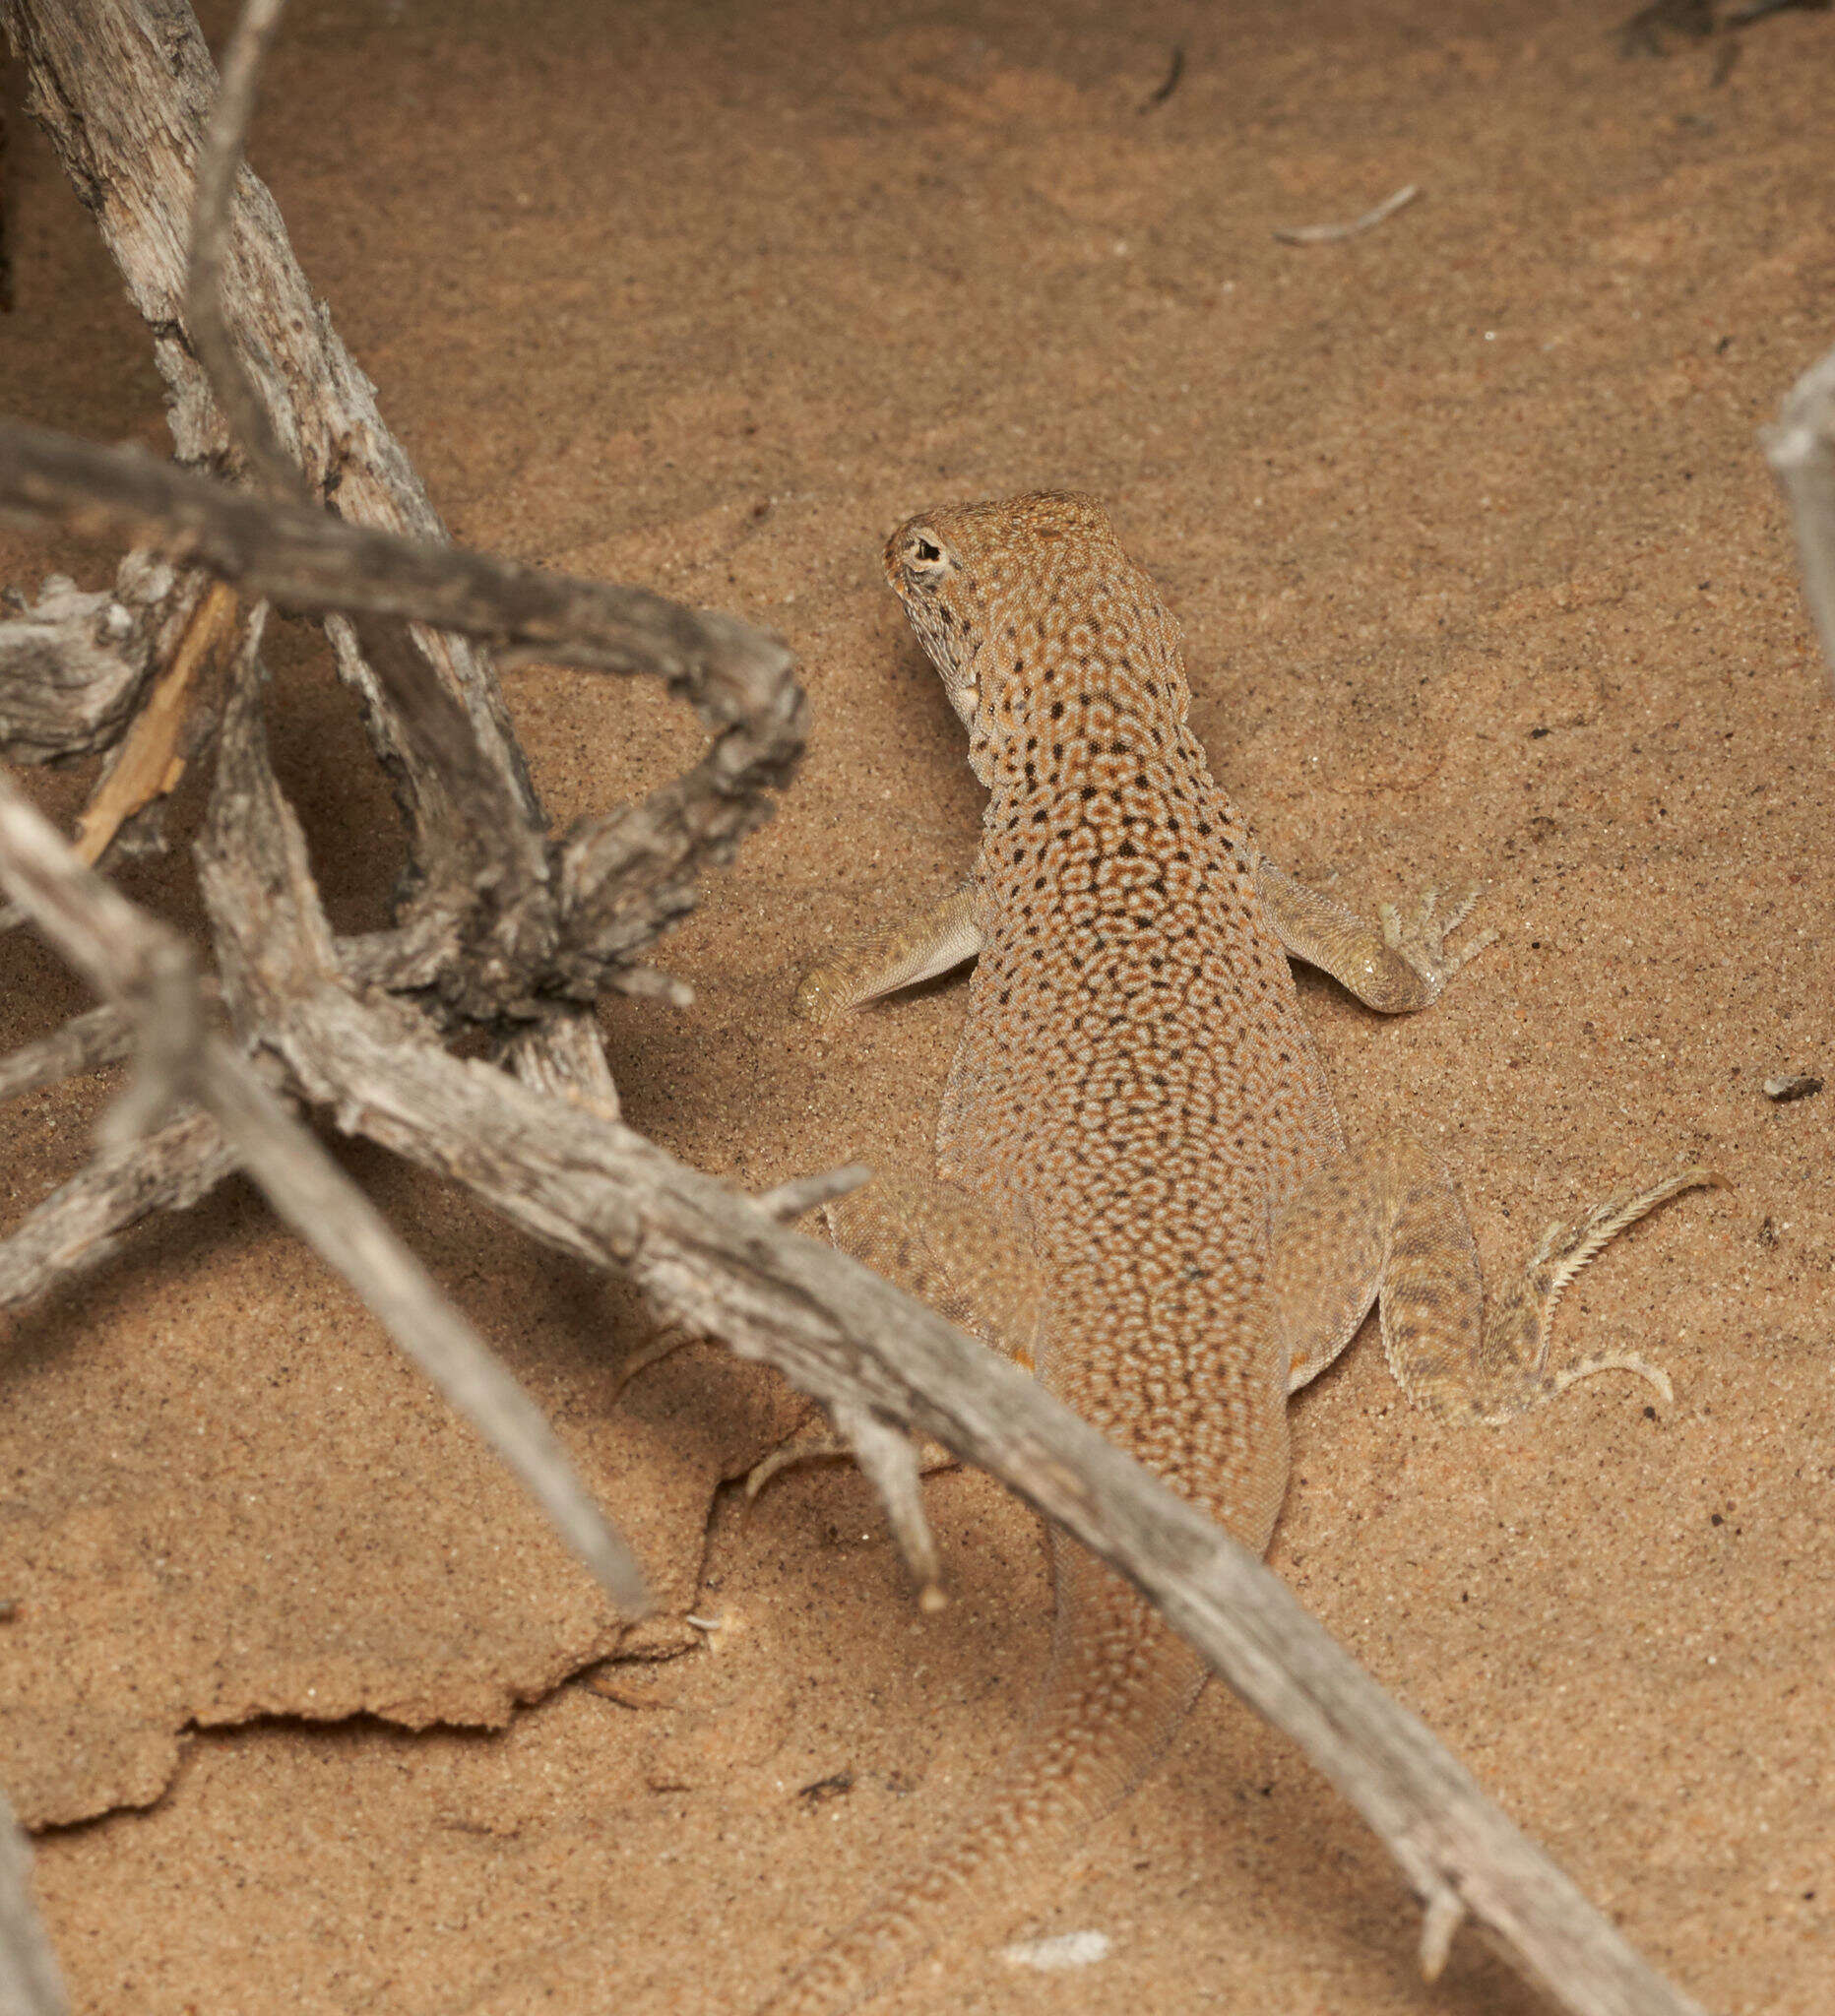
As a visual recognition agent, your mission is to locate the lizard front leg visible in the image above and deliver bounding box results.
[1253,855,1495,1013]
[1269,1140,1721,1421]
[794,882,983,1022]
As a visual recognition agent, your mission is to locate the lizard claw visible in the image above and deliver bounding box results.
[1376,885,1497,999]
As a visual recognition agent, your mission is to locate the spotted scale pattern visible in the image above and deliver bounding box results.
[901,492,1341,1541]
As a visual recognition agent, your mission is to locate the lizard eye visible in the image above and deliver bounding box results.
[905,533,945,568]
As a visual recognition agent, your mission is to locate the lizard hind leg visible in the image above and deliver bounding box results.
[1272,1143,1722,1424]
[743,1170,1049,1499]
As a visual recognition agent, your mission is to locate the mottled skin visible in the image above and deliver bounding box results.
[770,494,1714,2012]
[918,493,1329,1543]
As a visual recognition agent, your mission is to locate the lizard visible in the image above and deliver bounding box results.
[768,490,1714,2012]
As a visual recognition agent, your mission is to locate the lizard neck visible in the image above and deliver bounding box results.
[982,692,1210,801]
[963,549,1200,798]
[980,707,1246,871]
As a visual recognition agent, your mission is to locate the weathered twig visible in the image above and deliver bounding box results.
[1761,337,1835,688]
[183,0,297,498]
[5,0,802,1084]
[831,1398,944,1610]
[0,421,788,696]
[0,1105,234,1312]
[0,554,226,870]
[0,1004,133,1106]
[0,1787,67,2016]
[0,557,185,768]
[1273,183,1421,245]
[753,1164,872,1225]
[70,581,239,865]
[176,0,580,1018]
[0,744,647,1618]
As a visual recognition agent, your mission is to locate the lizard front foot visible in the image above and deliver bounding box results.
[1376,885,1497,1003]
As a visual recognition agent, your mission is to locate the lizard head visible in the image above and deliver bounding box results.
[884,492,1188,788]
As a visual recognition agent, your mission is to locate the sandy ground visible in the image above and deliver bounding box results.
[3,1,1833,2011]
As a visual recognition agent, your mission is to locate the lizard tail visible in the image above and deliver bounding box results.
[760,1541,1207,2014]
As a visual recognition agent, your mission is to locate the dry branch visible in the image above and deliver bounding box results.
[0,417,802,1017]
[0,1106,233,1312]
[0,557,184,768]
[71,581,239,864]
[0,418,800,1006]
[183,0,297,502]
[0,554,233,870]
[3,0,802,1063]
[0,1004,133,1106]
[0,421,790,695]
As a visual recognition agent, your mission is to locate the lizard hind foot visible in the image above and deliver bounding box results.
[1466,1164,1725,1423]
[744,1414,959,1501]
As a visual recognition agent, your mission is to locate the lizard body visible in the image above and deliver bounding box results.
[772,492,1711,2011]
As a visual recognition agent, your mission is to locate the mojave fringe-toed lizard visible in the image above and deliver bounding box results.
[767,492,1716,2012]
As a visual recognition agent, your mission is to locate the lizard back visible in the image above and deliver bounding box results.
[903,491,1341,1544]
